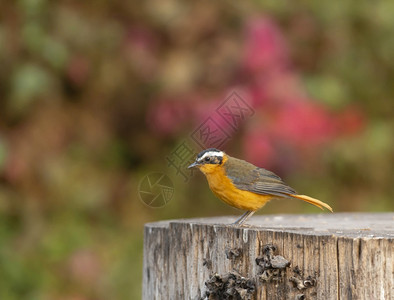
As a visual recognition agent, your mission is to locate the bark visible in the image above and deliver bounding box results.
[143,213,394,300]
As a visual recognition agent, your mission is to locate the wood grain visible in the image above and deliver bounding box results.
[143,213,394,300]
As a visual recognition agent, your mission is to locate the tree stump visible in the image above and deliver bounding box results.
[143,213,393,300]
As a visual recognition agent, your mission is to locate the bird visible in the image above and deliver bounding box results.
[188,148,333,225]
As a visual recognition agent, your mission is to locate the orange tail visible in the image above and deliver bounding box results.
[290,194,333,212]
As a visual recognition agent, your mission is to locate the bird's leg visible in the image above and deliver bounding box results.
[233,211,255,226]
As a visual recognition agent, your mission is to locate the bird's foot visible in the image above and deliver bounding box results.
[228,222,253,228]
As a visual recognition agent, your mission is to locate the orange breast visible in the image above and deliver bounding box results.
[202,164,273,211]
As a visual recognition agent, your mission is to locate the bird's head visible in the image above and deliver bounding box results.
[188,148,226,174]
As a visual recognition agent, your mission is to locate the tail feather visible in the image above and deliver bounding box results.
[290,194,333,212]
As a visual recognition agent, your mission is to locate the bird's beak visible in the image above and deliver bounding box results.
[188,161,199,169]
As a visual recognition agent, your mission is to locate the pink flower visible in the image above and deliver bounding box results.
[247,71,307,108]
[272,99,336,146]
[147,94,205,136]
[147,99,190,136]
[242,18,289,74]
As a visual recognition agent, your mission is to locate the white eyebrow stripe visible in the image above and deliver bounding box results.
[199,151,224,161]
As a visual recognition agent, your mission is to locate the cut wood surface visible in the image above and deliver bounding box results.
[143,213,394,300]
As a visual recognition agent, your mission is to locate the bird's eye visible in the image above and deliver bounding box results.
[205,157,210,162]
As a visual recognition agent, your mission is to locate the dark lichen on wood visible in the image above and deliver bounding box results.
[225,248,242,260]
[256,244,290,283]
[289,266,317,291]
[203,258,212,269]
[204,271,255,300]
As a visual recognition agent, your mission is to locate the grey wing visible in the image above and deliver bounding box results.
[225,161,296,198]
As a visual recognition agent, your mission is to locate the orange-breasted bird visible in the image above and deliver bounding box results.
[188,148,333,225]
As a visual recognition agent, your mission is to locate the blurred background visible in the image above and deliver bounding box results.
[0,0,393,299]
